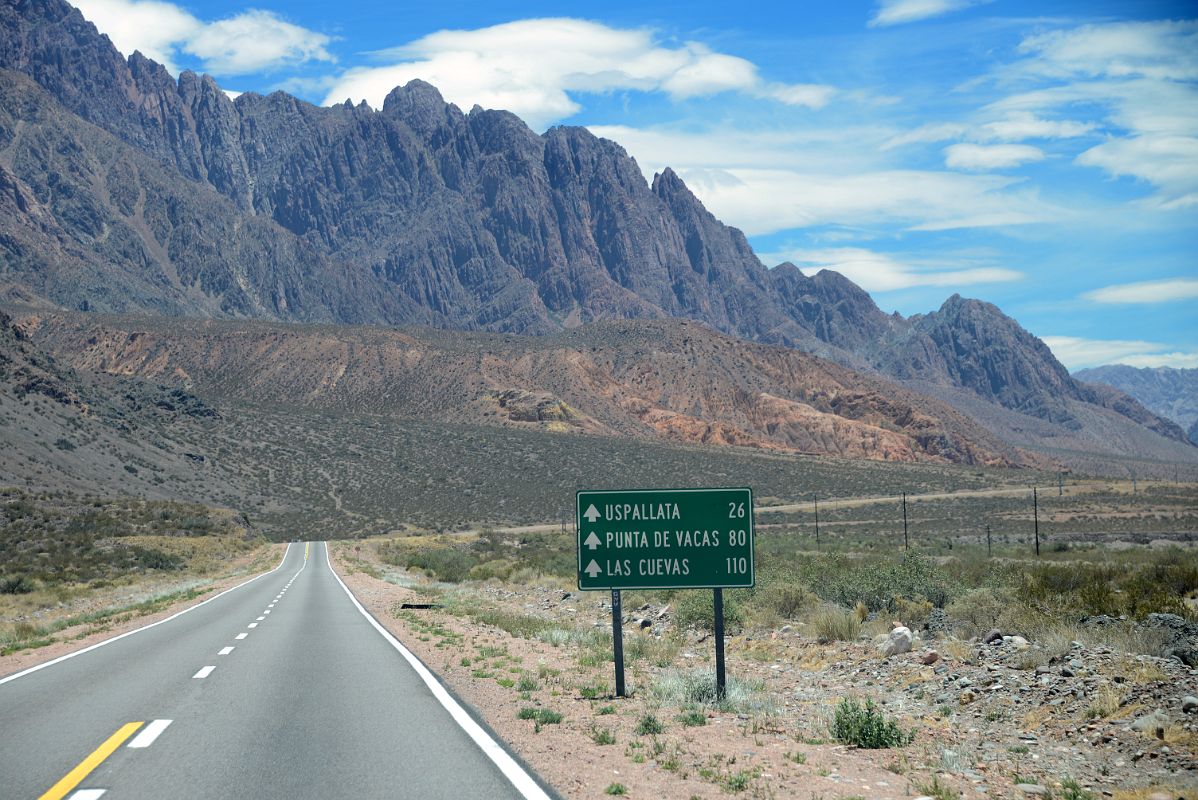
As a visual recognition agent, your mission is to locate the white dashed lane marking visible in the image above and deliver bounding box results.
[218,647,234,655]
[247,623,258,629]
[127,720,172,749]
[68,790,106,799]
[235,633,247,640]
[193,666,215,679]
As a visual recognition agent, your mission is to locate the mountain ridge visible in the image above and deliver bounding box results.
[0,0,1190,469]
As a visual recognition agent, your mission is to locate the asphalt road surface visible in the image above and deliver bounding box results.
[0,542,550,800]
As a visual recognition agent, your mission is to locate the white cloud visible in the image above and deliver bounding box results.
[881,122,968,150]
[978,112,1097,142]
[588,125,1060,234]
[1044,336,1198,370]
[945,143,1045,170]
[1082,277,1198,304]
[321,19,833,129]
[1076,136,1198,209]
[74,0,333,76]
[764,247,1021,293]
[993,21,1198,207]
[181,11,334,75]
[1018,20,1198,82]
[74,0,198,72]
[869,0,978,28]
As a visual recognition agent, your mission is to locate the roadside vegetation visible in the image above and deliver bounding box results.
[0,487,268,657]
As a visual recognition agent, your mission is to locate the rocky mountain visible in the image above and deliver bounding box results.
[1075,365,1198,443]
[16,310,1025,466]
[0,0,1191,469]
[0,308,242,498]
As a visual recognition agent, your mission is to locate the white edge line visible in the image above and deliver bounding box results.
[0,544,295,687]
[127,719,172,748]
[323,542,552,800]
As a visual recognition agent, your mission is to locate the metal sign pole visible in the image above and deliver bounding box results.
[713,588,726,701]
[1033,487,1040,557]
[902,492,908,551]
[608,591,627,694]
[611,589,625,698]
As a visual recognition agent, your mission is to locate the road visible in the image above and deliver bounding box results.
[0,542,550,800]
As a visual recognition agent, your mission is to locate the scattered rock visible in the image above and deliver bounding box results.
[1130,709,1170,738]
[1015,783,1048,795]
[1182,695,1198,713]
[879,626,914,657]
[983,629,1003,644]
[920,650,940,665]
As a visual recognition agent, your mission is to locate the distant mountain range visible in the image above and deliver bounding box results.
[0,0,1194,474]
[1075,365,1198,445]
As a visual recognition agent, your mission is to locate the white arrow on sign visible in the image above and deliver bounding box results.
[583,532,601,550]
[583,504,601,523]
[584,559,602,578]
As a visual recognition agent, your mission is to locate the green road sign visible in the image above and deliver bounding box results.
[576,488,754,590]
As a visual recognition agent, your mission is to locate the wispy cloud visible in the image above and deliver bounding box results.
[760,247,1021,293]
[977,112,1097,142]
[995,21,1198,208]
[588,125,1061,235]
[322,19,834,129]
[1044,335,1198,370]
[1082,277,1198,304]
[75,0,334,75]
[869,0,980,28]
[945,143,1045,170]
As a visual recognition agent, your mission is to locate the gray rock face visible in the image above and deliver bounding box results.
[1075,365,1198,437]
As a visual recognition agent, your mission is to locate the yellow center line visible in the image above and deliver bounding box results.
[305,542,309,560]
[38,721,143,800]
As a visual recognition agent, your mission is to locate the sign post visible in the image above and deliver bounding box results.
[576,487,754,700]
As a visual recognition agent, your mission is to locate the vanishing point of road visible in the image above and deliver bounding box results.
[0,542,553,800]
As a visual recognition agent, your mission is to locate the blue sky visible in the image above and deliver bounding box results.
[73,0,1197,371]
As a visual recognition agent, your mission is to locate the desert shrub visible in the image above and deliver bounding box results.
[0,575,36,594]
[675,590,744,632]
[893,596,934,629]
[945,586,1020,638]
[467,558,516,582]
[401,546,477,583]
[811,606,861,643]
[635,714,664,735]
[750,577,817,621]
[131,547,183,571]
[831,698,912,749]
[650,668,774,714]
[800,552,950,612]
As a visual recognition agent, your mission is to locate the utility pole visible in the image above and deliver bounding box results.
[813,495,820,551]
[902,492,909,551]
[1033,487,1040,557]
[1058,471,1063,497]
[986,524,991,556]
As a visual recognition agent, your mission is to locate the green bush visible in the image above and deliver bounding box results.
[635,714,665,735]
[675,591,744,632]
[801,552,950,612]
[831,698,912,749]
[0,575,36,594]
